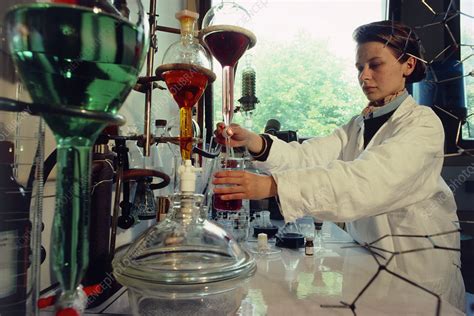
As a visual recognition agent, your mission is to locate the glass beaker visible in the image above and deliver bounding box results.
[5,0,148,312]
[296,216,315,239]
[213,157,249,241]
[213,156,244,211]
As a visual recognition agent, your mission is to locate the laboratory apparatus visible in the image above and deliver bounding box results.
[156,10,216,161]
[201,1,257,146]
[5,0,148,312]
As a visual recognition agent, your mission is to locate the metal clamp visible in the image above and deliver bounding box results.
[0,97,126,125]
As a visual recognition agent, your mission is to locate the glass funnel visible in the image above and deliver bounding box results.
[200,1,256,140]
[5,0,148,312]
[156,10,216,161]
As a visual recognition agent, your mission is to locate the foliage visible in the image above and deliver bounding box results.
[461,19,474,139]
[213,26,473,139]
[214,31,367,137]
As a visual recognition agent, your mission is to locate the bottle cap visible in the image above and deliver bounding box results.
[177,159,202,193]
[175,9,199,21]
[314,221,323,231]
[176,10,199,36]
[257,233,268,251]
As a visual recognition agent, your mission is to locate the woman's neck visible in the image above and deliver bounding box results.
[370,89,407,107]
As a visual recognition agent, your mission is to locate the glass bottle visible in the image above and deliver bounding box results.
[153,119,181,196]
[305,237,314,256]
[151,119,167,171]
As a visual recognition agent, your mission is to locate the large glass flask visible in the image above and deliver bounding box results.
[201,1,256,137]
[5,0,148,312]
[113,160,256,315]
[156,10,216,161]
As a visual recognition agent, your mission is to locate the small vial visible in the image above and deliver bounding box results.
[305,237,314,256]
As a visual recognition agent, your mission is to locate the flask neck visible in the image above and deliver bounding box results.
[180,17,196,44]
[168,193,204,225]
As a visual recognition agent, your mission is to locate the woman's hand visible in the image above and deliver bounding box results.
[213,170,278,201]
[214,122,264,153]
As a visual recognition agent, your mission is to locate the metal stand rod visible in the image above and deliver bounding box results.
[143,0,158,157]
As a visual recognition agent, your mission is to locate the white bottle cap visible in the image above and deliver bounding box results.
[257,233,268,252]
[177,160,202,193]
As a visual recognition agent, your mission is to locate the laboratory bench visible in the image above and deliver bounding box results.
[40,222,464,315]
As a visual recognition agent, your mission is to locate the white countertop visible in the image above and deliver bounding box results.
[41,222,463,315]
[92,222,463,315]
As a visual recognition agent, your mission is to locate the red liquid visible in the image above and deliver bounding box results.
[163,70,208,109]
[213,194,243,211]
[163,69,208,160]
[213,158,242,211]
[203,31,250,67]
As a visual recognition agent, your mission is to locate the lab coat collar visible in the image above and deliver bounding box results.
[357,95,417,129]
[356,95,417,149]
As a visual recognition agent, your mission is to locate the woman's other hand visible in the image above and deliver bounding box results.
[213,170,277,200]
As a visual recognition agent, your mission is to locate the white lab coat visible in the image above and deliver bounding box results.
[253,95,466,311]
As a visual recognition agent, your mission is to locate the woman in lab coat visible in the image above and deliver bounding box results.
[213,20,465,310]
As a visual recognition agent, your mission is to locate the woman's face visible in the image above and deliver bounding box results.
[356,41,415,102]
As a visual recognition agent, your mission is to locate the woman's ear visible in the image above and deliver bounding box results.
[403,56,416,77]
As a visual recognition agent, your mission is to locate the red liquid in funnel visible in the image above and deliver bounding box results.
[203,30,250,67]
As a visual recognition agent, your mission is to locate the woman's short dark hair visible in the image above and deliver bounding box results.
[353,20,426,83]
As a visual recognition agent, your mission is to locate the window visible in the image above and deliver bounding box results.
[461,0,474,139]
[210,0,386,137]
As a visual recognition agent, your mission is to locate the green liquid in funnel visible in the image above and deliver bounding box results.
[6,3,147,297]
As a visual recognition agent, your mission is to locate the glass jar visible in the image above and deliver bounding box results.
[113,191,256,316]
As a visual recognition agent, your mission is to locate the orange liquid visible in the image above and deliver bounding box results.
[179,107,193,160]
[163,70,208,109]
[163,69,208,160]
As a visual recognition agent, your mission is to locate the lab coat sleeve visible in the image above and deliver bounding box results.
[252,117,356,173]
[272,109,445,223]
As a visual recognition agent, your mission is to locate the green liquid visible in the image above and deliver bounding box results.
[7,3,146,138]
[6,4,147,297]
